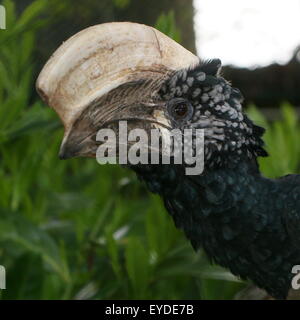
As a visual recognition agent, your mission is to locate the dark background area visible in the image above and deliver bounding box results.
[16,0,300,109]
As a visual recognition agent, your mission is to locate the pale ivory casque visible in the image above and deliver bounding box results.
[36,22,199,155]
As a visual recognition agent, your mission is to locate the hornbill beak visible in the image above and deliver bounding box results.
[36,22,199,159]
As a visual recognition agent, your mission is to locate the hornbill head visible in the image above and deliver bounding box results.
[36,22,267,170]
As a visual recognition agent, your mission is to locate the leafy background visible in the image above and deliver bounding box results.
[0,0,299,299]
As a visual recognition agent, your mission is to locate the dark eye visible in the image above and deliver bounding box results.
[167,98,193,121]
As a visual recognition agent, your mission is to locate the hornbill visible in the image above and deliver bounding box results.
[36,22,300,299]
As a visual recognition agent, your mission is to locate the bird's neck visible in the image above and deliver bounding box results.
[136,159,299,299]
[133,158,278,248]
[132,159,297,299]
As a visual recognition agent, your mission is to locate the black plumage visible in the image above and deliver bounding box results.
[127,59,300,299]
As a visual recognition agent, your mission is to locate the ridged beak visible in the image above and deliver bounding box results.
[36,22,199,159]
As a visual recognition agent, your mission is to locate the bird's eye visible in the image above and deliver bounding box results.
[167,98,193,121]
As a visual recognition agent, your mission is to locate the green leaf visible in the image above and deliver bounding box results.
[155,10,181,42]
[105,230,122,279]
[125,237,150,298]
[113,0,130,9]
[15,0,47,31]
[0,210,70,283]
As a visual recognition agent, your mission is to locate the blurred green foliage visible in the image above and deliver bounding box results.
[0,0,298,300]
[155,11,181,43]
[248,104,300,177]
[113,0,131,9]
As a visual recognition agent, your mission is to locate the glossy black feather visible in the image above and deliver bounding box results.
[129,60,300,299]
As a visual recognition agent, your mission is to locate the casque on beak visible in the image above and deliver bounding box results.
[36,22,199,159]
